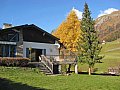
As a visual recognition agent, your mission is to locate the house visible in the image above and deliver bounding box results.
[0,24,60,62]
[0,23,78,74]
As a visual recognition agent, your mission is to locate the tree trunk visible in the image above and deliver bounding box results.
[68,64,71,73]
[88,67,91,75]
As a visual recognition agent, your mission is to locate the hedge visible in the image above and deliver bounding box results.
[0,57,30,67]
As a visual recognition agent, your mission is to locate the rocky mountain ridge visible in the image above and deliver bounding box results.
[95,10,120,42]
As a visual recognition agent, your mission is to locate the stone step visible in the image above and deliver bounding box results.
[29,62,52,75]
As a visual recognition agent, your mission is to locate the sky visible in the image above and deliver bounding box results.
[0,0,120,33]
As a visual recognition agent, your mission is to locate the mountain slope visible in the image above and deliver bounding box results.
[95,10,120,42]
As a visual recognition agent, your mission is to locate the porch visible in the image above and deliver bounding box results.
[40,55,78,74]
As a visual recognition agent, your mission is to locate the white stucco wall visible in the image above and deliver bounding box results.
[23,41,59,57]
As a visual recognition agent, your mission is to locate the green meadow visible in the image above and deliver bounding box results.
[0,66,120,90]
[0,39,120,90]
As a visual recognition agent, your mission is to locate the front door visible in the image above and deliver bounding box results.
[35,49,42,62]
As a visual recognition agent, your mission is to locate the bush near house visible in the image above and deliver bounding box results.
[0,57,30,67]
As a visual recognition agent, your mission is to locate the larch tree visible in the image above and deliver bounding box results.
[53,10,81,52]
[77,3,102,75]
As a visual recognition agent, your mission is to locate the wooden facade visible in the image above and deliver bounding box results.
[0,24,59,58]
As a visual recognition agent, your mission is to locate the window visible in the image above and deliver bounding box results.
[10,45,16,57]
[0,45,16,57]
[0,45,3,57]
[26,48,29,58]
[4,45,9,57]
[8,33,19,42]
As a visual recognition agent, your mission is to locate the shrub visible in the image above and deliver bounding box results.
[0,57,30,67]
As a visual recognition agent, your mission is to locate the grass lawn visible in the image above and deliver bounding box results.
[0,66,120,90]
[0,39,120,90]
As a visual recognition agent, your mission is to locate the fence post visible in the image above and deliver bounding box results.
[75,64,78,74]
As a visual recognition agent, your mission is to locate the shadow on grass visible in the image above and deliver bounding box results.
[78,72,118,76]
[0,78,49,90]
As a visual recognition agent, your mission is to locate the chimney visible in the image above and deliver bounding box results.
[3,23,12,29]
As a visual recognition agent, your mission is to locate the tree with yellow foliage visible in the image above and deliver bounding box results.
[53,10,81,52]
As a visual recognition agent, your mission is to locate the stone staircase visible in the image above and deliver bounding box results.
[28,62,52,75]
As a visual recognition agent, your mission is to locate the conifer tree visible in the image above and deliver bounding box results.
[53,10,81,52]
[77,3,102,75]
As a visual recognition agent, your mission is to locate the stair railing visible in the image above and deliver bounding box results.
[41,55,53,74]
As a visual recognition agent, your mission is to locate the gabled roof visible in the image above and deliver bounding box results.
[2,24,59,40]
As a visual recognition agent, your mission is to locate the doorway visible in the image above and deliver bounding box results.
[35,49,42,62]
[26,48,46,62]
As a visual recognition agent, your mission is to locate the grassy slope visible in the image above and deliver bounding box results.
[0,67,120,90]
[79,39,120,73]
